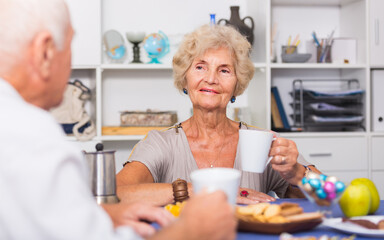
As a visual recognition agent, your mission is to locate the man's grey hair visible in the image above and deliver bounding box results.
[0,0,70,74]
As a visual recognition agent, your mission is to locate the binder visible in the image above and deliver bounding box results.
[372,70,384,131]
[271,87,290,129]
[271,92,283,128]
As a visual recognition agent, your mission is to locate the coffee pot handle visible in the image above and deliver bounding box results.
[217,19,229,25]
[242,16,254,30]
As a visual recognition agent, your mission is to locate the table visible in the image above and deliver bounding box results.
[237,199,384,240]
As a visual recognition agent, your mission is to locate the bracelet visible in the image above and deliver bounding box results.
[303,165,312,178]
[172,178,189,203]
[291,165,311,188]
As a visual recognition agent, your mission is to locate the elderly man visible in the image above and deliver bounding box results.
[0,0,236,239]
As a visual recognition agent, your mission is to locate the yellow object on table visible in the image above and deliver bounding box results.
[164,201,186,217]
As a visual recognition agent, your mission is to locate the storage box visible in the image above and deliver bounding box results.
[331,38,357,64]
[120,110,178,126]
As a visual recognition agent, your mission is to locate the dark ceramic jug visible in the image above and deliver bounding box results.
[218,6,255,45]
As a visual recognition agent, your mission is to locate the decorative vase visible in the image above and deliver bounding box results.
[126,32,146,63]
[218,6,254,46]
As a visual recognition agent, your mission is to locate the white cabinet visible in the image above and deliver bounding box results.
[370,0,384,66]
[288,136,368,172]
[287,135,369,183]
[372,138,384,199]
[371,70,384,131]
[372,137,384,170]
[66,0,384,185]
[66,0,101,65]
[372,171,384,199]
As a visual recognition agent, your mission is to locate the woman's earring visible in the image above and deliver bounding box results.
[230,96,236,103]
[183,88,188,95]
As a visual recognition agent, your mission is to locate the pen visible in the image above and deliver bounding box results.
[287,35,291,46]
[292,34,300,46]
[326,29,335,46]
[287,39,300,54]
[312,32,320,47]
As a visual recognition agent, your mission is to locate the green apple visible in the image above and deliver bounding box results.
[351,178,381,214]
[339,184,371,217]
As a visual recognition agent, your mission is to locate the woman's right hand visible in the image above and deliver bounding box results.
[236,188,275,205]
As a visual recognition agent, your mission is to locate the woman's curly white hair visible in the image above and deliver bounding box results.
[173,24,255,96]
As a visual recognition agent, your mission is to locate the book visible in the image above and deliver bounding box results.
[271,92,284,128]
[271,87,290,129]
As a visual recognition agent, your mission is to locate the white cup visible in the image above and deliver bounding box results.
[239,129,276,173]
[190,168,241,205]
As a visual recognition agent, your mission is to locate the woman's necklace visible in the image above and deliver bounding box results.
[208,139,226,168]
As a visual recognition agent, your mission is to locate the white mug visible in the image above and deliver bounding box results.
[239,129,276,173]
[190,168,241,205]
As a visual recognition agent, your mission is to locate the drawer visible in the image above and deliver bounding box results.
[372,137,384,170]
[287,137,368,171]
[325,171,368,185]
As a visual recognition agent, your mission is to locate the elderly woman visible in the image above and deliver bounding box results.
[116,25,320,205]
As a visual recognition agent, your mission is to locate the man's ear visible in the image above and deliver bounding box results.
[31,31,55,81]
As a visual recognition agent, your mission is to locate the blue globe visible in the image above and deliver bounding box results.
[143,31,170,64]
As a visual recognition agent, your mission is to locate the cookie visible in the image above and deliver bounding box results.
[264,204,282,219]
[267,215,289,223]
[251,202,271,216]
[378,220,384,230]
[237,206,255,216]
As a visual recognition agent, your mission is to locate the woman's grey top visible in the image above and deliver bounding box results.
[127,122,311,198]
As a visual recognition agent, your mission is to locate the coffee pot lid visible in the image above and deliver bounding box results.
[83,143,116,155]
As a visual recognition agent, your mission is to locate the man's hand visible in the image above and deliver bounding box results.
[178,191,237,240]
[102,202,175,238]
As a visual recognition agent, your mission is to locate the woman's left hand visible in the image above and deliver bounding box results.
[236,187,275,205]
[269,137,300,182]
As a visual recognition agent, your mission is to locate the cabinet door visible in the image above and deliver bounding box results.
[326,171,368,185]
[372,137,384,170]
[370,0,384,65]
[288,137,368,172]
[66,0,101,65]
[372,171,384,200]
[372,71,384,131]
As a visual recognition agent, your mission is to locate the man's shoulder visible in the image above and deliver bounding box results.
[2,98,64,138]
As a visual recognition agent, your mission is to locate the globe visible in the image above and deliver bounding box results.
[143,31,170,64]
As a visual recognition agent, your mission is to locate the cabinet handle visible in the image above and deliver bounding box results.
[375,18,380,45]
[309,153,332,157]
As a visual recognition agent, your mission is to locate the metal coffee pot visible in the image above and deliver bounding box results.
[83,143,119,204]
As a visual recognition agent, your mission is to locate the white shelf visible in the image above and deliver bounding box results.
[270,63,367,69]
[101,135,145,141]
[370,65,384,69]
[272,0,361,7]
[281,131,367,138]
[101,64,173,70]
[369,132,384,137]
[71,65,99,70]
[254,63,267,68]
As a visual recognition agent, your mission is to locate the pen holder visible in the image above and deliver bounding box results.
[282,45,297,55]
[317,45,332,63]
[281,45,311,63]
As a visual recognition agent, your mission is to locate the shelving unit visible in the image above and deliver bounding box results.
[65,0,384,197]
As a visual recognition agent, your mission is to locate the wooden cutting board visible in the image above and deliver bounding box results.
[102,126,171,135]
